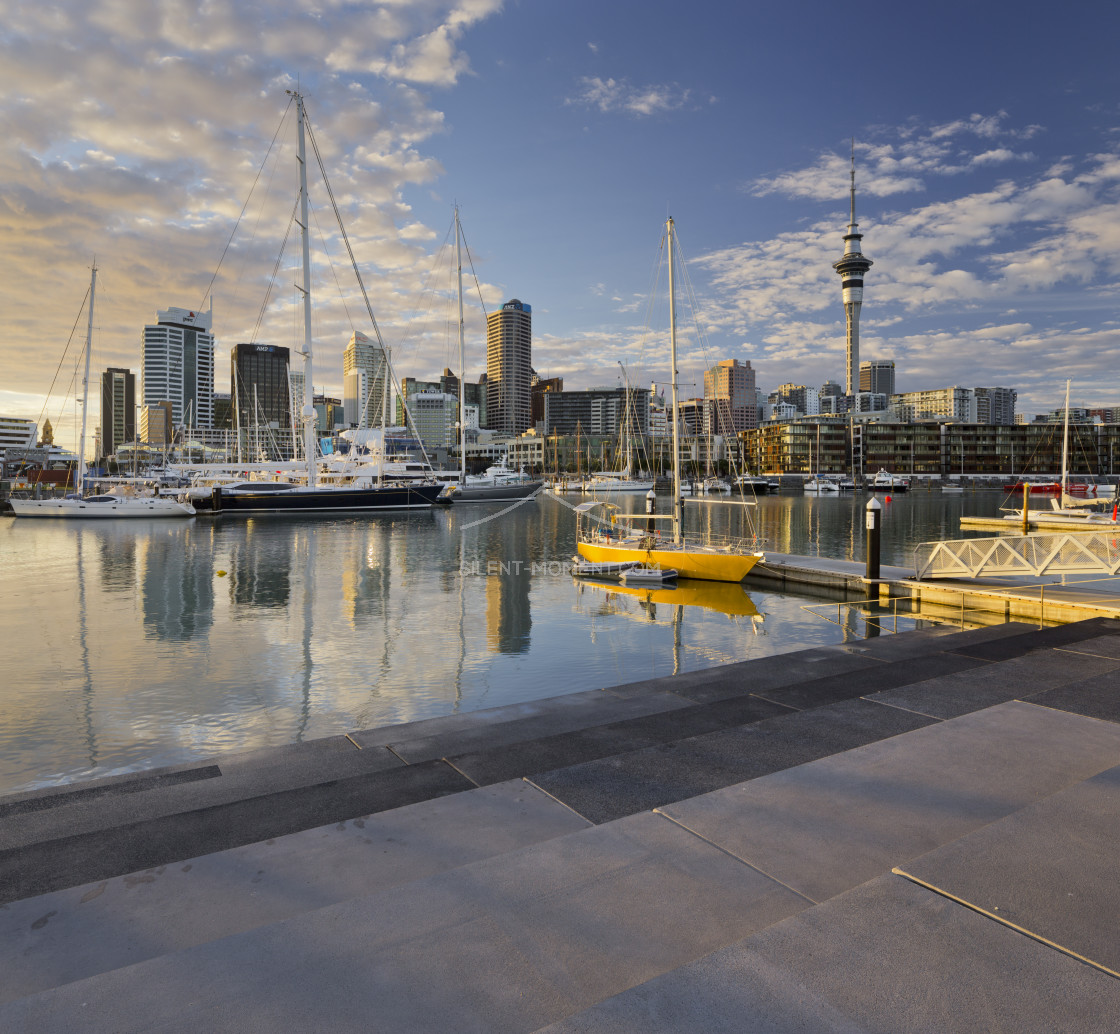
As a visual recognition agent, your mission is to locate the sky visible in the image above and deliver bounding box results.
[2,0,1120,448]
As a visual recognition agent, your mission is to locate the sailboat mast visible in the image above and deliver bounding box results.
[1061,378,1071,503]
[667,217,682,544]
[293,90,317,488]
[76,264,97,496]
[456,206,467,484]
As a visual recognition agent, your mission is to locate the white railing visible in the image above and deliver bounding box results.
[914,531,1120,580]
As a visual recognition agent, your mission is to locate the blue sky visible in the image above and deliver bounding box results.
[2,0,1118,447]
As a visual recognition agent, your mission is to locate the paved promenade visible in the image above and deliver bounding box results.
[3,616,1120,1031]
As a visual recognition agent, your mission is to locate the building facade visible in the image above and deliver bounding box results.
[343,330,389,428]
[99,368,135,459]
[486,299,532,434]
[859,360,895,396]
[704,359,758,434]
[142,307,215,430]
[231,344,291,436]
[542,386,650,438]
[973,386,1017,426]
[891,387,977,423]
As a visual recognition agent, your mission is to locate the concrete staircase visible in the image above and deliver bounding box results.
[3,617,1120,1031]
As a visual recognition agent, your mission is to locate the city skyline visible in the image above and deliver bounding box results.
[2,1,1118,450]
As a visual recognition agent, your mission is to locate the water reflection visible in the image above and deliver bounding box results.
[141,524,214,640]
[0,490,1014,795]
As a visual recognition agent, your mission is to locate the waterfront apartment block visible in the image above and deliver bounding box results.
[142,307,215,430]
[890,386,976,423]
[973,386,1017,425]
[486,299,532,435]
[542,386,650,438]
[739,419,1120,477]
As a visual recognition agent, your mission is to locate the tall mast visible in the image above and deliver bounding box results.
[76,264,97,495]
[292,90,317,487]
[456,206,467,483]
[667,218,682,544]
[1061,378,1071,503]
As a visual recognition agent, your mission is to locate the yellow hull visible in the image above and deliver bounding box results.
[580,578,760,617]
[576,540,763,583]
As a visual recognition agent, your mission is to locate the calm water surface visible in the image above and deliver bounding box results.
[1,488,1012,794]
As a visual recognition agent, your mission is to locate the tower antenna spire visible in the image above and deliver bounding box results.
[832,139,873,396]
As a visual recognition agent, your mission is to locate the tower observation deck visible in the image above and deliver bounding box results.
[832,148,873,395]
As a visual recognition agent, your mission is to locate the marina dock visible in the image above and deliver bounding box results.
[750,550,1120,624]
[2,616,1120,1031]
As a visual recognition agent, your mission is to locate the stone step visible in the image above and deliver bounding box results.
[4,620,1116,907]
[5,699,1120,1032]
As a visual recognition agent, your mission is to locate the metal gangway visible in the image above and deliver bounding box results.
[915,530,1120,580]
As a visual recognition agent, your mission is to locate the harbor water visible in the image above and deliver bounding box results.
[1,488,1013,795]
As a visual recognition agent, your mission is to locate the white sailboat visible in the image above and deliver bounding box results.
[10,266,196,520]
[576,218,765,583]
[1001,380,1119,528]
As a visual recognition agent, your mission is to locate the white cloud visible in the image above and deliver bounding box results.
[567,76,691,117]
[0,0,506,416]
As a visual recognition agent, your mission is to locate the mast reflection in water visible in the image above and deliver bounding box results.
[0,490,1008,794]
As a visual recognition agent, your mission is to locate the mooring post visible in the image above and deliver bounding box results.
[645,488,656,534]
[865,496,882,582]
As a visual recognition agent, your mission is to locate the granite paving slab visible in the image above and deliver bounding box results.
[348,688,622,749]
[944,616,1120,661]
[0,812,811,1034]
[867,647,1120,719]
[1026,670,1120,723]
[0,780,590,1005]
[534,873,1120,1034]
[531,699,937,825]
[1055,633,1120,659]
[447,697,794,787]
[385,690,696,763]
[0,759,473,905]
[0,735,406,848]
[751,651,987,711]
[665,648,885,705]
[657,701,1120,903]
[897,762,1120,976]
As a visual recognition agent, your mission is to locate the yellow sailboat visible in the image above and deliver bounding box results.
[575,217,765,584]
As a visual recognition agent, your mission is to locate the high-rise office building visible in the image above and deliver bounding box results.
[860,360,895,396]
[703,359,757,433]
[100,367,135,458]
[343,330,389,428]
[142,306,215,429]
[231,344,291,434]
[486,299,532,434]
[832,150,873,395]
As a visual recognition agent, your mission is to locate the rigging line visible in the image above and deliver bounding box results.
[38,283,90,437]
[198,96,296,314]
[247,198,299,347]
[303,107,430,461]
[456,217,491,320]
[308,195,357,332]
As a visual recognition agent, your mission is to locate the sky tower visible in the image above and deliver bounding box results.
[832,146,873,395]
